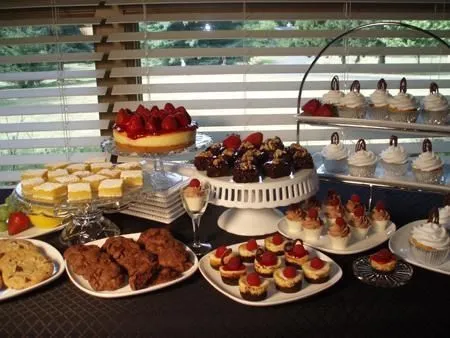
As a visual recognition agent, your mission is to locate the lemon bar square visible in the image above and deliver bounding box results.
[48,169,69,182]
[120,170,143,187]
[55,175,81,185]
[98,179,123,198]
[21,169,48,180]
[81,174,107,191]
[21,177,46,195]
[44,161,71,170]
[116,161,142,171]
[97,168,121,179]
[66,163,89,174]
[90,162,113,173]
[72,170,92,178]
[84,157,107,164]
[68,183,92,202]
[32,182,67,202]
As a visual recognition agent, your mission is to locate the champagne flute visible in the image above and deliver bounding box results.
[180,179,212,256]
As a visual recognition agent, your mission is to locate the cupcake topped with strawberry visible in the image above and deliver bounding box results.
[264,233,288,256]
[327,217,352,249]
[323,190,342,217]
[302,208,324,241]
[350,206,372,239]
[371,201,391,232]
[285,203,306,231]
[345,194,363,219]
[209,245,233,270]
[284,239,309,268]
[238,238,260,263]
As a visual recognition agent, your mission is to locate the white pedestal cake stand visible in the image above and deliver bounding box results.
[196,169,319,236]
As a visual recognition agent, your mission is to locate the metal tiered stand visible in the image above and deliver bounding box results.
[12,172,152,246]
[101,133,213,191]
[296,22,450,201]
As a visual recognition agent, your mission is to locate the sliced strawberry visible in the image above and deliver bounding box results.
[272,233,283,245]
[125,115,145,137]
[283,266,297,278]
[164,102,176,114]
[161,115,179,131]
[223,134,241,150]
[174,112,190,127]
[135,104,147,116]
[308,208,318,219]
[175,106,187,115]
[115,108,131,127]
[244,132,263,147]
[315,104,333,117]
[375,201,385,211]
[150,105,160,115]
[144,116,161,134]
[260,251,277,266]
[247,272,261,286]
[351,194,361,203]
[310,257,325,270]
[215,245,228,258]
[301,99,321,115]
[335,217,345,226]
[353,206,365,217]
[246,238,258,251]
[189,178,201,188]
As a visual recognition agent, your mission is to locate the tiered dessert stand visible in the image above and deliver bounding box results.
[297,22,450,198]
[12,171,152,245]
[101,133,213,191]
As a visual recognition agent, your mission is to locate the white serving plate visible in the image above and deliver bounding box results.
[0,223,67,240]
[389,219,450,276]
[0,239,65,301]
[199,239,342,307]
[278,217,396,255]
[65,233,199,298]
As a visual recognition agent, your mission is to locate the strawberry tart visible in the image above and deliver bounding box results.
[113,103,197,153]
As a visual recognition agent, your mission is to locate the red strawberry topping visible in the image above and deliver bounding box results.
[354,206,365,217]
[272,233,284,245]
[164,102,176,114]
[244,132,263,148]
[189,178,201,188]
[370,248,396,264]
[150,105,160,115]
[125,115,145,138]
[247,272,261,286]
[308,208,318,219]
[301,99,321,115]
[351,194,361,203]
[283,266,297,278]
[260,251,277,266]
[291,244,307,258]
[329,197,340,206]
[175,106,187,115]
[310,257,325,270]
[223,134,241,150]
[174,112,190,127]
[225,256,244,271]
[246,239,258,251]
[375,201,385,211]
[315,103,333,117]
[335,217,345,226]
[215,245,228,258]
[135,104,147,116]
[144,115,161,134]
[115,108,131,127]
[161,115,179,131]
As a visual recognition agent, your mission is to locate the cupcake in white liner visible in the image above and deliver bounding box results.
[387,77,419,123]
[338,80,366,118]
[284,203,306,232]
[345,194,363,221]
[380,135,409,177]
[368,78,392,120]
[370,200,391,232]
[439,195,450,231]
[347,139,377,177]
[321,132,348,173]
[350,206,372,239]
[327,217,352,250]
[322,75,344,115]
[322,190,344,226]
[302,208,324,242]
[409,209,450,266]
[422,82,449,125]
[412,139,444,184]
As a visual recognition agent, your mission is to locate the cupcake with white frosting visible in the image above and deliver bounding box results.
[347,139,377,177]
[380,135,409,177]
[338,80,366,118]
[368,78,392,120]
[322,75,344,114]
[321,132,348,173]
[412,138,443,184]
[387,77,418,122]
[422,82,449,125]
[439,194,450,231]
[409,208,450,266]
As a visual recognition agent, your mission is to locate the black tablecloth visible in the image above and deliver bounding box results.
[0,183,448,337]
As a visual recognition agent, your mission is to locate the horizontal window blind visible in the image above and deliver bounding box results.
[0,1,449,186]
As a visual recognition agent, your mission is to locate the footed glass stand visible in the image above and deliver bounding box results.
[13,172,152,246]
[101,133,213,191]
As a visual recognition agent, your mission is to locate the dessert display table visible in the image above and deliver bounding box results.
[0,185,448,337]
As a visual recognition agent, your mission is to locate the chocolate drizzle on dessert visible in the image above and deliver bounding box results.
[331,132,339,145]
[220,248,233,265]
[377,78,387,91]
[430,82,439,95]
[350,80,361,93]
[284,239,304,252]
[422,138,432,153]
[400,77,407,93]
[331,75,340,90]
[255,248,265,262]
[427,207,439,224]
[355,139,367,152]
[389,135,398,147]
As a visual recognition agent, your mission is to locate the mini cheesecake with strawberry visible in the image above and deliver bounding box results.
[264,233,288,256]
[219,256,247,285]
[302,257,331,283]
[273,266,303,293]
[238,238,260,263]
[209,245,233,270]
[369,248,397,273]
[254,249,282,277]
[284,239,309,268]
[113,103,197,154]
[239,272,269,301]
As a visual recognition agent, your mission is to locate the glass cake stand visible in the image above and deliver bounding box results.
[12,171,152,246]
[101,133,213,191]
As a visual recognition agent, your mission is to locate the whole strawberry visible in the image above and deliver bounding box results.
[161,115,179,131]
[315,103,333,117]
[244,132,263,147]
[126,115,145,138]
[115,108,131,127]
[174,111,190,127]
[164,102,176,114]
[301,99,321,115]
[223,134,241,150]
[145,115,161,134]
